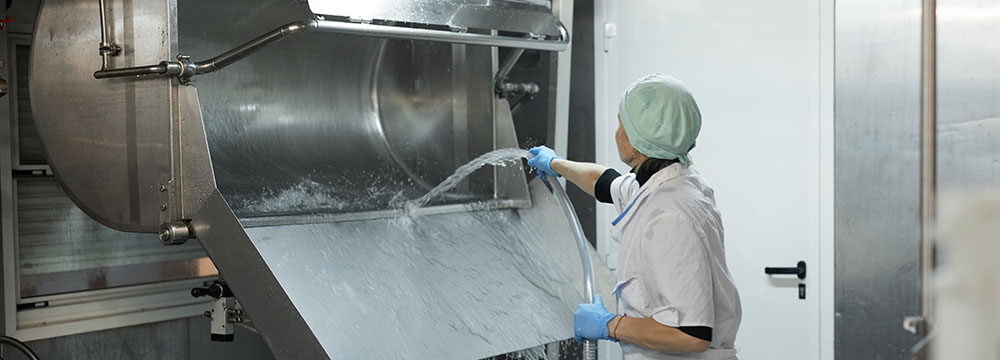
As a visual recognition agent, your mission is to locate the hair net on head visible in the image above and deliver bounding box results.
[618,73,701,165]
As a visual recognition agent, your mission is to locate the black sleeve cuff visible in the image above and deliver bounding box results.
[594,168,622,204]
[678,326,713,342]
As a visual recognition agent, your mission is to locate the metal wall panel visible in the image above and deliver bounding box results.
[567,0,596,245]
[15,178,212,297]
[834,0,923,358]
[936,0,1000,191]
[6,0,40,34]
[26,317,275,360]
[13,45,44,166]
[0,0,12,336]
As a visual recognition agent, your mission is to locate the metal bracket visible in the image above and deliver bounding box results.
[903,315,927,336]
[497,81,540,98]
[193,281,236,342]
[98,42,121,57]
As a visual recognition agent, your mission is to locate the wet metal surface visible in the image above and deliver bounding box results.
[179,0,502,217]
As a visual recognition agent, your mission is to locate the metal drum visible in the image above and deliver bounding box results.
[181,0,500,217]
[28,0,613,359]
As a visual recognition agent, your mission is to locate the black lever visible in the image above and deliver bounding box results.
[191,281,232,299]
[765,261,806,279]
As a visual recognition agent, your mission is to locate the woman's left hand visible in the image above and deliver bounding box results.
[574,294,618,342]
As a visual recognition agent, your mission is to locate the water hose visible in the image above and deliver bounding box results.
[543,177,597,360]
[0,335,41,360]
[413,148,598,358]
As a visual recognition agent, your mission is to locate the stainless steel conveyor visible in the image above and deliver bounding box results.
[28,0,612,358]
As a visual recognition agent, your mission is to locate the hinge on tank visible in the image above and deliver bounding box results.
[159,221,194,246]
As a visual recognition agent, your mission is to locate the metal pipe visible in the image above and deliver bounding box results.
[544,178,597,360]
[495,47,527,94]
[94,64,168,79]
[0,336,40,360]
[97,0,120,71]
[193,21,313,75]
[98,0,109,69]
[310,20,569,51]
[98,0,110,70]
[95,19,569,80]
[919,0,937,339]
[497,81,540,96]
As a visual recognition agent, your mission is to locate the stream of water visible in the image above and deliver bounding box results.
[400,148,532,217]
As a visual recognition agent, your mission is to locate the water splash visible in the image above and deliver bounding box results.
[400,148,532,217]
[238,179,407,216]
[239,180,348,214]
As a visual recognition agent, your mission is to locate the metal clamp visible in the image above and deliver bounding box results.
[497,81,540,97]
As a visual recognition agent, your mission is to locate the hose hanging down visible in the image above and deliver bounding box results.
[543,178,598,360]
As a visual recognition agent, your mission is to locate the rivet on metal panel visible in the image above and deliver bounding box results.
[160,203,168,211]
[159,184,167,192]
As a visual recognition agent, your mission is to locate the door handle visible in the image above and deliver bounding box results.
[765,261,806,279]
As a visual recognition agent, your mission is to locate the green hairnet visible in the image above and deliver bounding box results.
[618,73,701,165]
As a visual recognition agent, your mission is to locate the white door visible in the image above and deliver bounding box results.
[592,1,833,359]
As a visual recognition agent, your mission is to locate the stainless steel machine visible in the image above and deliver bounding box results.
[29,0,612,358]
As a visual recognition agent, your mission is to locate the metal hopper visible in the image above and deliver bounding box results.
[29,0,610,358]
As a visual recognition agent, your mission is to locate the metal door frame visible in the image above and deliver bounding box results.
[1,0,13,337]
[591,1,836,359]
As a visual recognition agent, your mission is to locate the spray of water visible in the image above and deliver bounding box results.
[400,148,532,217]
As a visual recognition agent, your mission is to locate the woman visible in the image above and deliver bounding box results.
[527,74,741,359]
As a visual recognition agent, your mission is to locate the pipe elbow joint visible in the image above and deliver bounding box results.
[284,20,318,35]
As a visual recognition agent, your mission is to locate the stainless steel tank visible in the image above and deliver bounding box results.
[29,0,614,359]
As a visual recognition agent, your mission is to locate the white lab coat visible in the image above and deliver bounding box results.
[608,163,742,360]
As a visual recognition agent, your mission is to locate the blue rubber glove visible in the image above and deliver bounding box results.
[527,146,562,181]
[574,294,617,342]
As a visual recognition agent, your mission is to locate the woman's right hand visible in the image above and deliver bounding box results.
[527,146,563,181]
